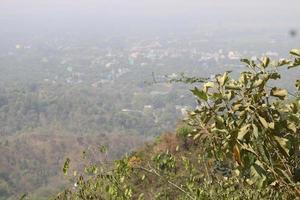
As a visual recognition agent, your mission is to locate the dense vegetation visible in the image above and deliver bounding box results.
[53,49,300,199]
[0,83,186,137]
[0,74,192,199]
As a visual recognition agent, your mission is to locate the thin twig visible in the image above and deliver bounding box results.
[135,165,196,200]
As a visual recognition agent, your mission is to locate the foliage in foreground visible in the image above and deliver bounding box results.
[53,49,300,199]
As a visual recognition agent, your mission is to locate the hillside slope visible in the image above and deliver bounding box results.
[53,50,300,200]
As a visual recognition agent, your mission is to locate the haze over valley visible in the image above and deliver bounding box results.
[0,0,300,199]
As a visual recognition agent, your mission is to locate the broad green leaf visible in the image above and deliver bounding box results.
[287,122,297,133]
[268,122,275,129]
[217,72,229,86]
[277,59,291,67]
[215,115,224,124]
[238,124,251,140]
[203,82,214,92]
[248,160,267,188]
[189,111,197,116]
[276,168,294,184]
[258,115,269,129]
[232,103,243,111]
[288,59,300,69]
[193,133,201,140]
[290,49,300,57]
[270,87,288,99]
[252,123,259,138]
[274,136,289,156]
[211,128,229,134]
[241,143,257,156]
[239,73,247,84]
[210,92,223,100]
[252,79,264,88]
[240,58,251,66]
[191,87,208,101]
[269,72,281,80]
[261,57,270,68]
[225,90,235,100]
[238,110,246,117]
[225,84,241,90]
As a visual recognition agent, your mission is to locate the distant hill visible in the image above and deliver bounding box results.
[0,131,145,200]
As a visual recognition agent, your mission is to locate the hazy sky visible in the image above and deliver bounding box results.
[1,0,299,16]
[0,0,299,36]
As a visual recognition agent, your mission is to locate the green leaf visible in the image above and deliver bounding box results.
[239,73,247,84]
[211,92,223,100]
[241,58,251,66]
[252,123,259,138]
[225,84,241,90]
[261,57,270,68]
[287,122,297,133]
[288,58,300,69]
[215,115,224,124]
[269,72,281,80]
[203,82,214,92]
[277,59,292,67]
[252,79,264,88]
[274,136,289,156]
[211,128,229,134]
[270,87,288,99]
[241,143,258,156]
[268,122,275,129]
[217,72,229,86]
[193,133,201,140]
[138,193,145,200]
[191,87,208,101]
[225,90,235,101]
[248,160,267,188]
[277,168,294,184]
[290,49,300,57]
[238,124,251,141]
[258,115,269,129]
[232,103,243,111]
